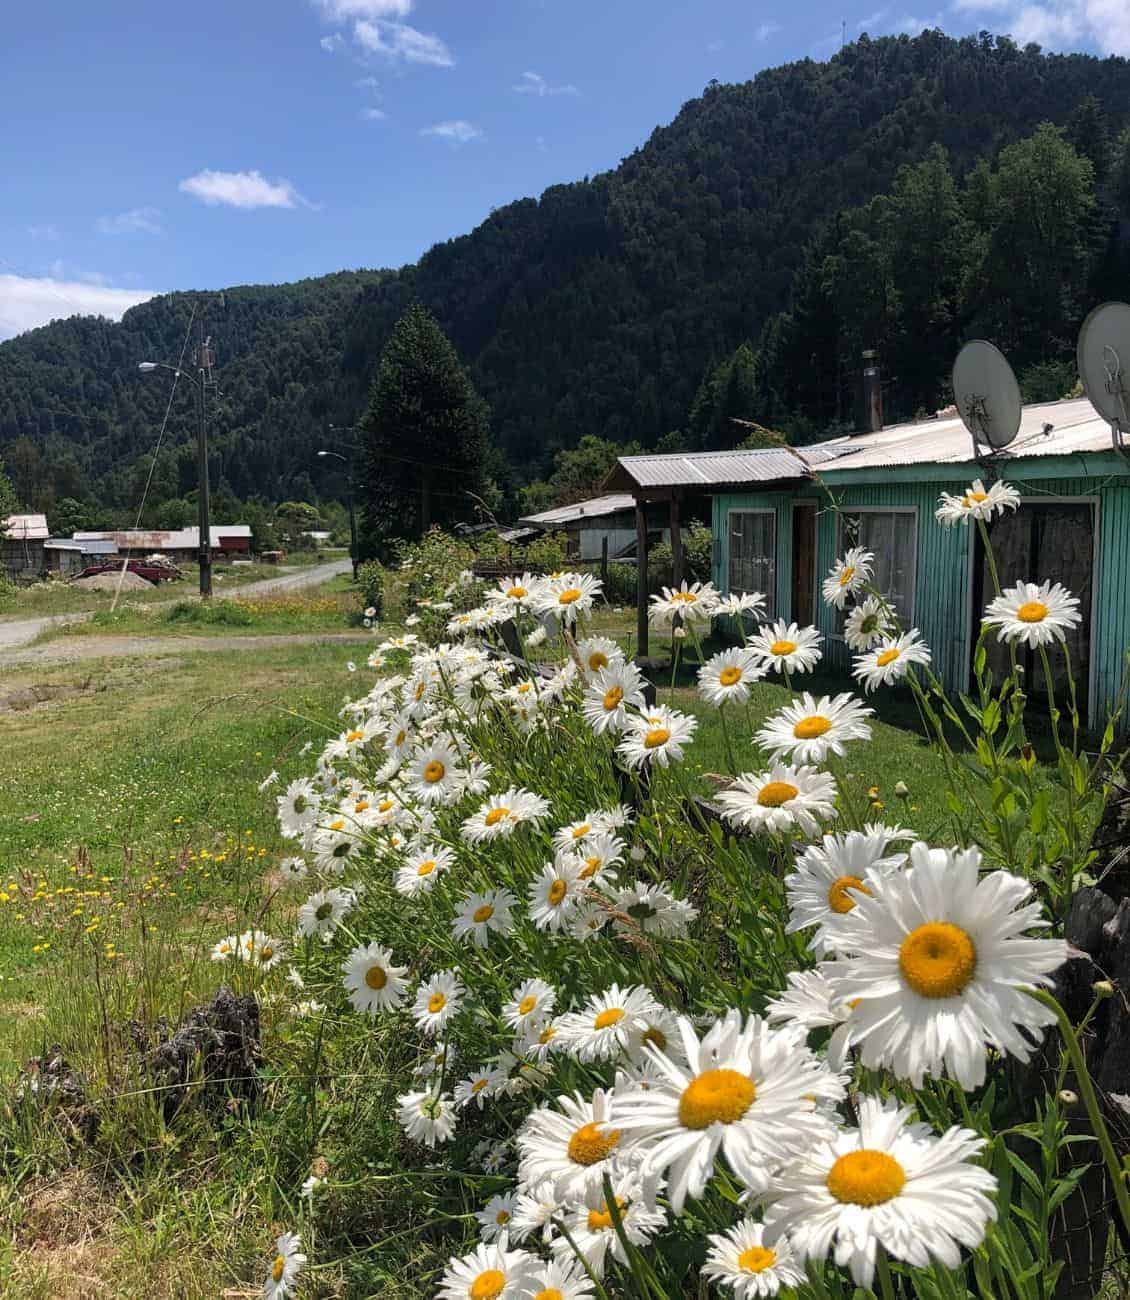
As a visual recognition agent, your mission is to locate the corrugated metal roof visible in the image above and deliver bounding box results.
[73,525,251,548]
[4,513,49,541]
[519,493,636,527]
[810,397,1115,473]
[606,445,841,492]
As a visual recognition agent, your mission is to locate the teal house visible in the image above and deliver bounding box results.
[608,397,1130,730]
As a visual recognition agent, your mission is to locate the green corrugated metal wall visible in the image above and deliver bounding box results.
[713,472,1130,728]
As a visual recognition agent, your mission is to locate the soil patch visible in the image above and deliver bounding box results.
[72,571,154,592]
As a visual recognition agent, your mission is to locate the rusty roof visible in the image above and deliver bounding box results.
[4,513,49,541]
[605,445,841,493]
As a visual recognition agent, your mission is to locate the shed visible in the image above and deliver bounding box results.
[2,513,48,580]
[701,397,1129,731]
[72,525,252,564]
[517,493,670,562]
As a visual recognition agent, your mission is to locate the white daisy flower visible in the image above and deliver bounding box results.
[277,778,320,839]
[211,935,237,963]
[717,765,838,836]
[397,1088,457,1148]
[462,788,551,843]
[395,844,455,898]
[612,883,698,938]
[413,1041,456,1080]
[649,579,720,628]
[475,1192,518,1243]
[591,804,633,832]
[452,888,518,948]
[341,941,409,1015]
[702,1217,807,1298]
[413,969,465,1036]
[763,1096,997,1288]
[296,887,354,941]
[576,635,625,680]
[550,1173,667,1280]
[526,625,548,648]
[257,769,279,793]
[405,741,465,805]
[825,843,1065,1088]
[552,818,600,852]
[240,930,285,971]
[455,1066,509,1110]
[581,660,648,735]
[263,1230,306,1300]
[553,984,663,1063]
[533,572,603,625]
[516,1087,625,1202]
[843,595,896,651]
[982,580,1082,649]
[784,826,909,955]
[503,979,557,1033]
[935,477,1021,526]
[436,1237,535,1300]
[756,692,873,764]
[482,1141,510,1175]
[518,1256,594,1299]
[528,857,585,932]
[571,830,626,884]
[278,855,307,882]
[822,547,874,609]
[714,591,767,619]
[765,968,852,1036]
[748,620,823,674]
[509,1182,562,1246]
[852,630,931,692]
[616,706,698,769]
[520,1018,566,1063]
[698,647,767,707]
[487,572,542,607]
[614,1010,842,1210]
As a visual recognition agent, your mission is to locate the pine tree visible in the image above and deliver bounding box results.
[358,304,489,558]
[0,457,14,531]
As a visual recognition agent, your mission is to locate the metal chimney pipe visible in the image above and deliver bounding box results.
[861,349,883,433]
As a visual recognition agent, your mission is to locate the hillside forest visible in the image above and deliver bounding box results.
[3,31,1130,537]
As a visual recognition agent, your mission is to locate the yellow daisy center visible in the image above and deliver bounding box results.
[538,1025,556,1044]
[641,1026,667,1051]
[586,1197,627,1231]
[875,648,900,667]
[507,585,528,599]
[1017,600,1048,623]
[643,727,671,749]
[588,652,609,672]
[827,1149,907,1206]
[757,781,798,807]
[602,686,624,711]
[484,807,509,827]
[417,859,437,876]
[770,639,797,656]
[572,824,591,839]
[471,1079,489,1094]
[469,1269,506,1300]
[793,714,831,739]
[518,995,538,1015]
[558,587,583,605]
[259,945,274,961]
[472,904,495,923]
[718,665,743,686]
[579,856,602,879]
[547,879,568,906]
[329,819,346,831]
[495,1210,510,1225]
[899,922,977,998]
[377,799,393,812]
[593,1007,624,1030]
[838,566,855,587]
[423,760,445,783]
[414,682,426,700]
[964,491,989,505]
[517,682,532,694]
[828,874,870,914]
[678,1068,757,1129]
[535,1290,564,1300]
[272,1255,286,1283]
[567,1121,622,1165]
[427,991,447,1013]
[737,1245,777,1274]
[394,729,407,746]
[346,728,365,743]
[365,965,388,990]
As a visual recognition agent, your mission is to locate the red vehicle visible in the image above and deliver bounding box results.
[74,560,182,585]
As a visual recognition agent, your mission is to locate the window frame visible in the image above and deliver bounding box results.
[727,507,777,619]
[835,506,918,629]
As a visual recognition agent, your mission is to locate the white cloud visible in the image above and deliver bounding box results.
[26,223,60,240]
[0,273,157,340]
[96,206,163,236]
[353,18,453,65]
[360,106,387,120]
[320,32,345,51]
[178,169,306,210]
[420,119,484,145]
[314,0,412,17]
[951,0,1130,54]
[355,74,380,89]
[514,70,580,97]
[756,20,782,39]
[895,13,934,32]
[857,7,891,27]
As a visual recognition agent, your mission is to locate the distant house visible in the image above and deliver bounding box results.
[517,493,669,561]
[44,536,118,577]
[302,530,333,545]
[72,525,252,565]
[2,513,49,580]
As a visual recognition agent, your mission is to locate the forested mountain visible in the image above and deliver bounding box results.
[5,30,1130,523]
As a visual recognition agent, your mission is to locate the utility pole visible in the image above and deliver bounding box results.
[195,318,215,598]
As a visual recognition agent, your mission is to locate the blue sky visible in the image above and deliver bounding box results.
[3,0,1127,339]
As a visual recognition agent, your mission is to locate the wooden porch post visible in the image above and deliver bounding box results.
[670,491,684,588]
[635,496,649,658]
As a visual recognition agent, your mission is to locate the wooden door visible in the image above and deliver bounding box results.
[792,502,817,626]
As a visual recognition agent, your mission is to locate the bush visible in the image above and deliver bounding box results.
[356,560,384,619]
[164,600,256,627]
[1018,359,1077,404]
[602,561,638,605]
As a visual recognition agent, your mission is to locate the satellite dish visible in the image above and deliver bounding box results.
[1077,301,1130,454]
[952,340,1021,455]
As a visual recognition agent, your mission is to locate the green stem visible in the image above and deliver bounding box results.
[875,1248,897,1300]
[1027,986,1130,1240]
[718,701,739,776]
[551,1218,612,1300]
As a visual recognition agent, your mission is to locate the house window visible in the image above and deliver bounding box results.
[838,509,917,623]
[728,510,776,617]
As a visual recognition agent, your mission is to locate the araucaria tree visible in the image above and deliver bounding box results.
[359,304,489,558]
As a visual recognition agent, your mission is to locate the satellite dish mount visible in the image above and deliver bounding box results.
[1077,302,1130,459]
[952,340,1021,461]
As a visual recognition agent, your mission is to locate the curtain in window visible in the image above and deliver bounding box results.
[842,512,916,622]
[729,512,775,617]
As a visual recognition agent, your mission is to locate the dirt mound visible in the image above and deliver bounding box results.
[71,571,153,591]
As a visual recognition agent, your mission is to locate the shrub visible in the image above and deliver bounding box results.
[356,560,384,619]
[164,600,255,627]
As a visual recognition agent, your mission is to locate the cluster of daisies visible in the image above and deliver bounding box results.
[247,481,1082,1299]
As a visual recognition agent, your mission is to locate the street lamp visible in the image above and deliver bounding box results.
[316,447,358,580]
[138,340,214,598]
